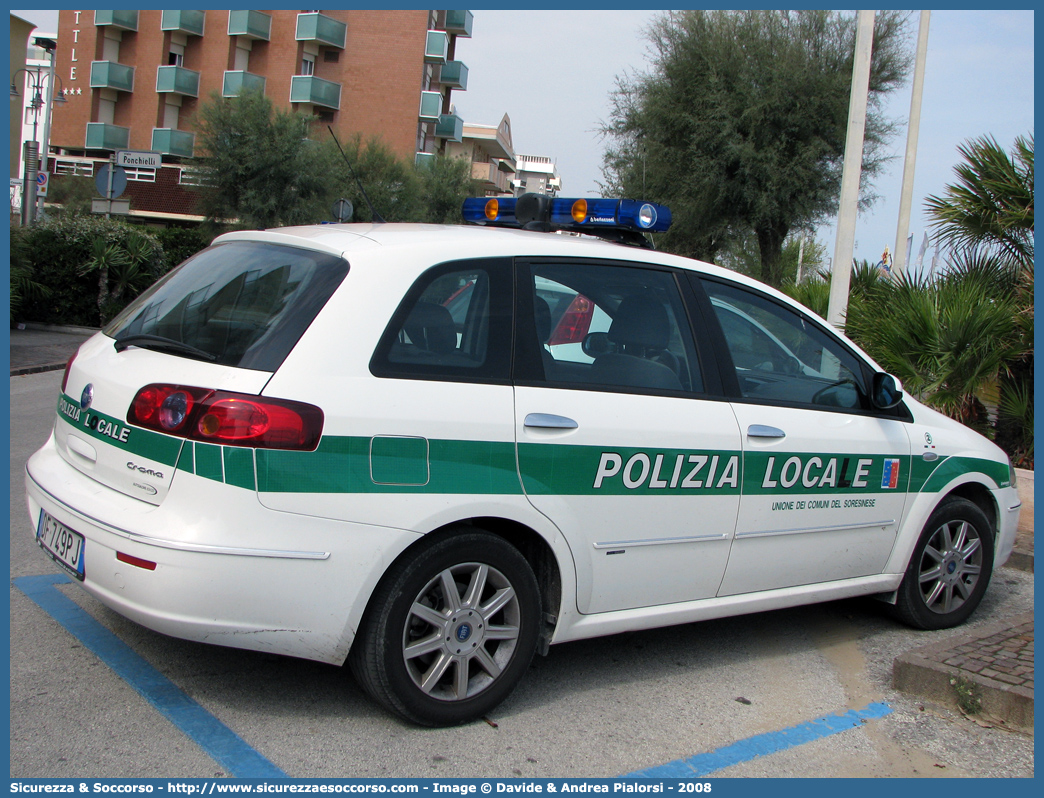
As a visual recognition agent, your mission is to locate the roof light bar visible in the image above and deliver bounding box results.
[461,193,672,238]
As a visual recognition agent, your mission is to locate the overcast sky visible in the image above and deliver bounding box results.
[13,8,1034,269]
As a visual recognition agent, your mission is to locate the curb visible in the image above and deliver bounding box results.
[893,612,1034,734]
[10,362,68,377]
[1004,550,1034,573]
[16,322,102,335]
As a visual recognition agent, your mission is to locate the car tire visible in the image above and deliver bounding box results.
[349,529,541,726]
[893,498,994,631]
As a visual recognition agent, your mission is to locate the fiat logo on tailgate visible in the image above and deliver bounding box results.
[80,384,94,410]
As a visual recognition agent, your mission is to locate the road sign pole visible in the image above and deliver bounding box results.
[106,152,116,218]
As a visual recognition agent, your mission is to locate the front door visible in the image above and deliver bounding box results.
[699,278,913,596]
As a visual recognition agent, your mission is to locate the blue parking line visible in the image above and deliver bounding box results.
[626,702,893,777]
[14,573,287,778]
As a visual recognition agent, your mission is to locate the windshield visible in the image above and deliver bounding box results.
[105,241,349,371]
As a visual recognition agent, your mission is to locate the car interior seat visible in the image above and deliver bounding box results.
[590,296,682,390]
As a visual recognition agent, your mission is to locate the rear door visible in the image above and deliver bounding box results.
[697,278,913,596]
[513,258,743,615]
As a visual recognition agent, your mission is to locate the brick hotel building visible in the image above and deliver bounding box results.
[46,9,473,223]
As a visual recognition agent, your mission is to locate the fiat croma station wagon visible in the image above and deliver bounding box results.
[26,195,1021,725]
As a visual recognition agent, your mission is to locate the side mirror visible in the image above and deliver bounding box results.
[871,372,903,410]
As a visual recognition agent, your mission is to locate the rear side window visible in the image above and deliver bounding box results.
[370,259,512,383]
[105,241,349,371]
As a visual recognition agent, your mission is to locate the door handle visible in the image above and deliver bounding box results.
[524,413,578,430]
[747,424,786,439]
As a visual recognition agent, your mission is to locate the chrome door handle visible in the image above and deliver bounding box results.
[747,424,786,439]
[524,413,578,430]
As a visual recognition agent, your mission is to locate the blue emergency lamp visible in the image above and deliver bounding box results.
[462,193,672,248]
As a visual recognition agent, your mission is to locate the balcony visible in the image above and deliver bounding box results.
[94,10,138,31]
[156,65,200,97]
[227,9,271,41]
[289,75,341,109]
[424,30,448,63]
[85,122,130,151]
[438,61,468,90]
[89,61,134,92]
[152,128,195,158]
[222,70,266,97]
[418,91,442,121]
[415,152,437,169]
[435,113,463,142]
[296,12,346,49]
[160,10,205,37]
[471,162,511,193]
[442,10,474,38]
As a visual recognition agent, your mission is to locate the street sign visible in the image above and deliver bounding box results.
[95,164,128,199]
[116,150,162,169]
[332,198,354,222]
[36,171,49,198]
[92,198,131,215]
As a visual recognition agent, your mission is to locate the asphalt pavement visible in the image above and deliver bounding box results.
[8,323,1035,740]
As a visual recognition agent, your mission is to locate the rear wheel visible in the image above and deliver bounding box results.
[349,530,540,726]
[894,498,994,630]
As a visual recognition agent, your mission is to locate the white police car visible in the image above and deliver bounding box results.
[26,195,1021,726]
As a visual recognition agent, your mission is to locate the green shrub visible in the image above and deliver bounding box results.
[16,216,164,327]
[154,225,220,273]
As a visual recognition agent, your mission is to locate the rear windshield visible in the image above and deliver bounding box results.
[105,241,349,371]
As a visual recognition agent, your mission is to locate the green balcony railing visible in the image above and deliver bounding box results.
[156,65,200,97]
[435,113,463,142]
[94,10,139,31]
[295,12,347,49]
[160,10,205,37]
[89,60,134,92]
[227,9,271,40]
[442,10,474,38]
[152,128,195,158]
[289,75,341,109]
[439,60,468,90]
[415,152,437,169]
[424,30,448,63]
[85,122,129,151]
[222,70,266,97]
[418,91,442,121]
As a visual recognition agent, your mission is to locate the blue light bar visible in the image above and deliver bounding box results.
[461,197,518,226]
[462,194,671,237]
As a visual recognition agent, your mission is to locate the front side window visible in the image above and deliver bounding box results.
[703,279,868,410]
[525,261,702,394]
[105,241,349,372]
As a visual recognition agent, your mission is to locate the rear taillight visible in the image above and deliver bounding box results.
[548,294,594,345]
[60,352,78,393]
[127,384,323,451]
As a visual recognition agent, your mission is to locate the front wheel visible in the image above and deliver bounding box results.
[893,498,994,630]
[349,530,541,726]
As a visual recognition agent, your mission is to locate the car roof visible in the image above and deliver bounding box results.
[216,221,748,283]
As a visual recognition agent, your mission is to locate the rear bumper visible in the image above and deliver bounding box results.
[25,438,421,664]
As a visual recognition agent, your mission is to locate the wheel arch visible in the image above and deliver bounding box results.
[886,474,1003,575]
[353,515,567,657]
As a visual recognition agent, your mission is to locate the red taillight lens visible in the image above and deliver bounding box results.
[548,294,594,345]
[128,385,323,451]
[60,352,78,393]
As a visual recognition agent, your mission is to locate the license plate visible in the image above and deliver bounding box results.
[36,511,86,581]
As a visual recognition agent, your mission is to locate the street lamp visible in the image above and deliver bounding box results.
[11,36,65,225]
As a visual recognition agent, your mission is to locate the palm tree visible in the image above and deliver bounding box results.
[922,135,1033,464]
[924,134,1033,270]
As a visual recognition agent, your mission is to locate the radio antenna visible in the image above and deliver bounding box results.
[328,126,385,223]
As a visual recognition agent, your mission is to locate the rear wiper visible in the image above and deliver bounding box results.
[113,334,217,362]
